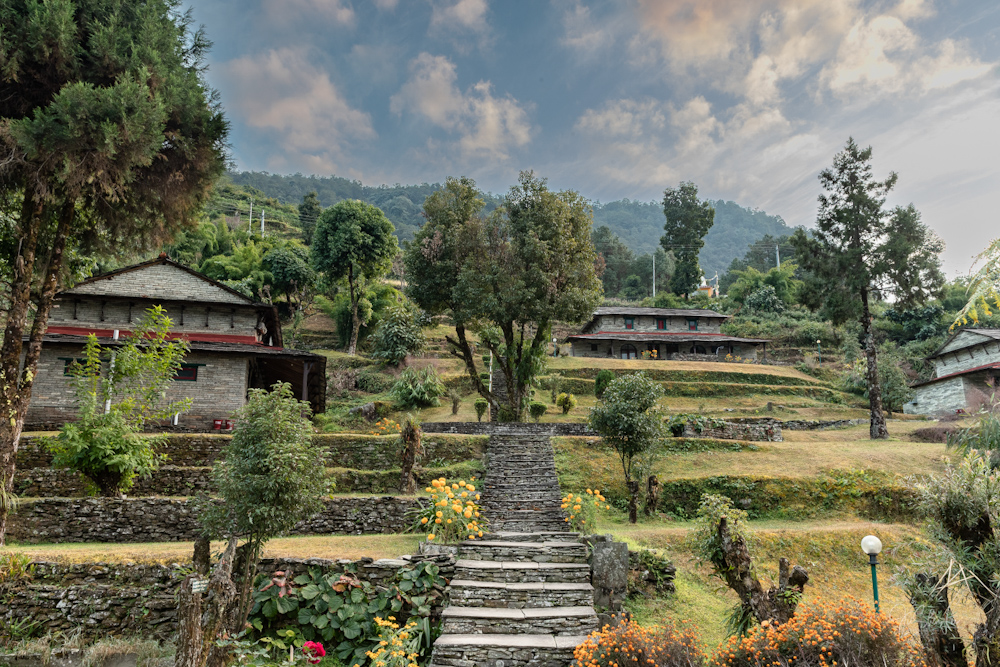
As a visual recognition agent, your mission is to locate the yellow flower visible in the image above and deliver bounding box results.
[427,534,435,540]
[461,491,468,497]
[425,487,433,493]
[447,519,452,523]
[421,517,428,524]
[436,511,442,517]
[435,518,442,524]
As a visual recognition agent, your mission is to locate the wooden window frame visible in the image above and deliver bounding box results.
[688,319,698,331]
[173,363,206,382]
[656,318,666,330]
[624,317,634,330]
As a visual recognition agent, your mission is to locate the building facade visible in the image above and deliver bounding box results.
[25,255,326,431]
[566,307,768,361]
[904,328,1000,416]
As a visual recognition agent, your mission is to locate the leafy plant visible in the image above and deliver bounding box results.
[371,304,426,366]
[528,401,548,422]
[561,489,609,533]
[449,390,462,416]
[594,369,615,398]
[556,392,577,414]
[572,618,706,667]
[0,552,34,584]
[390,367,446,409]
[474,397,488,422]
[414,476,485,544]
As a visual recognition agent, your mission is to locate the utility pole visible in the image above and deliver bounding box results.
[260,209,265,234]
[248,199,253,233]
[775,244,780,268]
[652,252,656,298]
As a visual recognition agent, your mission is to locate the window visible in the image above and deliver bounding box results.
[58,357,87,376]
[173,363,204,382]
[590,343,599,352]
[657,318,666,330]
[621,344,638,360]
[688,319,698,331]
[624,318,634,330]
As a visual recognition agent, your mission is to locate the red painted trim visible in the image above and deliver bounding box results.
[573,331,732,338]
[45,326,261,345]
[912,362,1000,387]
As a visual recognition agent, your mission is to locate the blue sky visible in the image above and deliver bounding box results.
[189,0,1000,275]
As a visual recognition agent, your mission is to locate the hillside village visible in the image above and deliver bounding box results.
[4,4,1000,667]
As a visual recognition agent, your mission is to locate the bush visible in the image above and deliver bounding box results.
[370,304,425,366]
[742,285,785,313]
[474,397,488,422]
[355,369,394,394]
[390,367,446,408]
[528,401,548,422]
[449,390,462,415]
[561,489,608,532]
[595,369,615,398]
[573,619,705,667]
[711,597,926,667]
[556,392,577,414]
[414,476,485,544]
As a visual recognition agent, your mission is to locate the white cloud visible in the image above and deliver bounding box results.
[560,1,616,54]
[261,0,356,26]
[373,0,398,9]
[430,0,489,32]
[220,48,375,173]
[390,53,533,161]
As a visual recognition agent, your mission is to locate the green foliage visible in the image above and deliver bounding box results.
[588,373,664,484]
[370,303,425,366]
[200,238,273,300]
[262,243,315,307]
[325,283,405,352]
[528,401,548,422]
[249,561,446,665]
[661,182,715,296]
[390,367,446,409]
[727,262,800,306]
[741,285,785,313]
[621,275,646,301]
[48,307,190,496]
[354,369,395,394]
[556,392,577,414]
[474,397,488,422]
[841,345,913,411]
[690,494,753,574]
[299,191,323,245]
[594,369,616,398]
[947,408,1000,465]
[199,383,328,543]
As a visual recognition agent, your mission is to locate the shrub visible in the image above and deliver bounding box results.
[355,368,395,394]
[573,619,705,667]
[742,285,785,314]
[561,489,609,532]
[528,401,548,422]
[449,390,462,415]
[550,377,562,404]
[474,397,488,422]
[595,369,615,398]
[556,392,577,414]
[370,304,426,366]
[710,597,926,667]
[414,476,485,544]
[391,367,446,408]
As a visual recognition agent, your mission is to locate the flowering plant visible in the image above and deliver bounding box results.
[562,488,610,532]
[359,616,420,667]
[369,417,402,436]
[302,642,325,665]
[414,477,486,543]
[573,619,705,667]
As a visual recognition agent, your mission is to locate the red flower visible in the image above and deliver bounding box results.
[303,641,325,665]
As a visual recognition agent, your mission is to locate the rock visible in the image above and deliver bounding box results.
[591,541,628,611]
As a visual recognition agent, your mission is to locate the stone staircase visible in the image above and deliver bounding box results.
[430,432,598,667]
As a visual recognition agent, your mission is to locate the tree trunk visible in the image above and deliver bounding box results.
[399,420,422,494]
[0,195,71,544]
[714,516,809,625]
[908,573,967,667]
[347,267,360,355]
[861,290,888,439]
[644,475,660,516]
[627,480,639,524]
[174,574,205,667]
[176,537,238,667]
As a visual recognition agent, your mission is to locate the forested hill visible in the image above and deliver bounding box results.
[227,171,795,276]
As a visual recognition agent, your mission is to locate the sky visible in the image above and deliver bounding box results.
[187,0,1000,276]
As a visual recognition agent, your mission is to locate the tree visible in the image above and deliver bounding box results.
[791,138,943,439]
[727,262,800,306]
[592,225,635,296]
[311,200,398,355]
[406,173,602,421]
[588,373,664,523]
[299,191,322,245]
[661,182,715,297]
[370,302,425,366]
[185,382,328,667]
[48,306,191,496]
[262,243,315,309]
[0,0,227,541]
[621,275,646,301]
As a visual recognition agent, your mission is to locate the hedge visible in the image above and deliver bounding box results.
[552,367,823,387]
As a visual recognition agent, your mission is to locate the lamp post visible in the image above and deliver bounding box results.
[862,535,882,613]
[816,339,822,365]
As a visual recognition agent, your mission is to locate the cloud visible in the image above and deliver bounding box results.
[373,0,398,9]
[390,53,532,161]
[560,1,617,54]
[220,48,375,173]
[430,0,489,32]
[261,0,356,26]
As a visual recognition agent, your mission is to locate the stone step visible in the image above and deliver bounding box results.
[448,579,594,608]
[441,605,599,636]
[459,540,588,564]
[483,531,581,542]
[453,559,591,584]
[480,491,562,501]
[430,632,587,667]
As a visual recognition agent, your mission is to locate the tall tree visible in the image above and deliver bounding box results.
[0,0,227,542]
[592,225,635,296]
[298,191,322,245]
[405,173,602,421]
[791,138,943,439]
[311,200,398,354]
[661,182,715,297]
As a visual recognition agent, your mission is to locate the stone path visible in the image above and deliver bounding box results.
[429,432,599,667]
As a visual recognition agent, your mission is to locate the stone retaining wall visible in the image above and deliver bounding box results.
[682,420,782,442]
[8,496,424,543]
[421,422,594,436]
[1,555,451,639]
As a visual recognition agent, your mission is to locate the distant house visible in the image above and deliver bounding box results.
[566,307,769,361]
[25,255,326,431]
[904,328,1000,416]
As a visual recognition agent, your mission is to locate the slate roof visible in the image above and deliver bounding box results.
[592,306,729,318]
[927,328,1000,359]
[566,332,768,344]
[911,362,1000,388]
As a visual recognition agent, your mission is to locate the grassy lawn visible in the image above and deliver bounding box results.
[6,533,423,564]
[547,356,822,382]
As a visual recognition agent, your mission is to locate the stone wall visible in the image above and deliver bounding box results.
[682,420,782,442]
[14,466,214,498]
[8,496,424,543]
[422,422,594,436]
[905,376,973,416]
[1,555,450,639]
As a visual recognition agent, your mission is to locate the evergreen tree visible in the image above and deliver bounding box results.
[0,0,227,542]
[661,182,715,297]
[298,191,322,245]
[791,138,943,439]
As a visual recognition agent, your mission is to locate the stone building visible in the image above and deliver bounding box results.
[566,306,768,361]
[904,328,1000,416]
[25,255,326,430]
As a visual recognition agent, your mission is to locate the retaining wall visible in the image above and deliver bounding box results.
[421,422,594,436]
